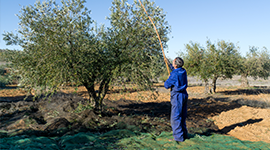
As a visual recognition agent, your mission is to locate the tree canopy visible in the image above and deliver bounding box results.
[206,40,241,93]
[238,46,270,87]
[3,0,170,110]
[181,41,211,93]
[182,40,241,93]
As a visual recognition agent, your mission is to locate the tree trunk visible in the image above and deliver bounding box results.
[210,76,218,94]
[96,78,111,111]
[241,74,249,87]
[83,82,96,106]
[83,76,111,112]
[203,79,210,94]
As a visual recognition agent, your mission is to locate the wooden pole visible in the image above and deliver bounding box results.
[138,0,170,75]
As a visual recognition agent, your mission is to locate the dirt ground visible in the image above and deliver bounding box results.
[0,76,269,144]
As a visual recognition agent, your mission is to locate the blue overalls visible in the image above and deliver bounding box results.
[164,64,188,142]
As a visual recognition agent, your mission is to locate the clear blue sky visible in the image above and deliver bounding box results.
[0,0,270,59]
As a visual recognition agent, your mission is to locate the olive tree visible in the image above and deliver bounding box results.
[182,40,241,94]
[206,40,241,93]
[238,46,270,87]
[0,49,4,61]
[105,0,169,84]
[3,0,170,110]
[3,0,100,96]
[182,42,212,94]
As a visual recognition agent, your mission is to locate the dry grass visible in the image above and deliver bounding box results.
[60,83,171,103]
[2,84,270,108]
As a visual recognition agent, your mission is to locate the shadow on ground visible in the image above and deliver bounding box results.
[219,118,263,134]
[218,87,270,95]
[0,86,17,90]
[0,95,33,103]
[116,96,243,136]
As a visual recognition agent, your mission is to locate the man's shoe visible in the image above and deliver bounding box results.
[168,139,183,144]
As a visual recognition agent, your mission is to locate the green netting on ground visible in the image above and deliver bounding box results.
[0,136,59,150]
[59,129,136,149]
[0,129,269,150]
[118,131,270,150]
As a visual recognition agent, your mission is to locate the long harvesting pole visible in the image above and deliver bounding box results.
[138,0,170,75]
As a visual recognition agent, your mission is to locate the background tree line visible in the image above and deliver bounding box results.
[0,49,14,87]
[181,40,270,94]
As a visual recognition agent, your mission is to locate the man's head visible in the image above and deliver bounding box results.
[173,57,184,69]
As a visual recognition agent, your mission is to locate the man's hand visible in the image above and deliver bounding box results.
[165,57,171,65]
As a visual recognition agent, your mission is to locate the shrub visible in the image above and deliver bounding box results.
[0,66,6,76]
[0,66,13,87]
[0,75,10,87]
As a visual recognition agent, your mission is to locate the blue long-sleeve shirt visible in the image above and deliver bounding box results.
[164,64,188,94]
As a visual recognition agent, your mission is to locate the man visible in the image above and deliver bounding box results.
[164,57,188,142]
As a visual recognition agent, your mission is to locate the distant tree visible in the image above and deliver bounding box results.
[206,40,241,93]
[0,49,7,62]
[0,50,4,62]
[182,40,241,94]
[238,46,270,87]
[3,0,170,111]
[0,49,15,67]
[182,41,212,94]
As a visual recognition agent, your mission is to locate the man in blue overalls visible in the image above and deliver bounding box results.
[164,57,188,142]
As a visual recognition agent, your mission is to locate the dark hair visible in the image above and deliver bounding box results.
[174,57,184,68]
